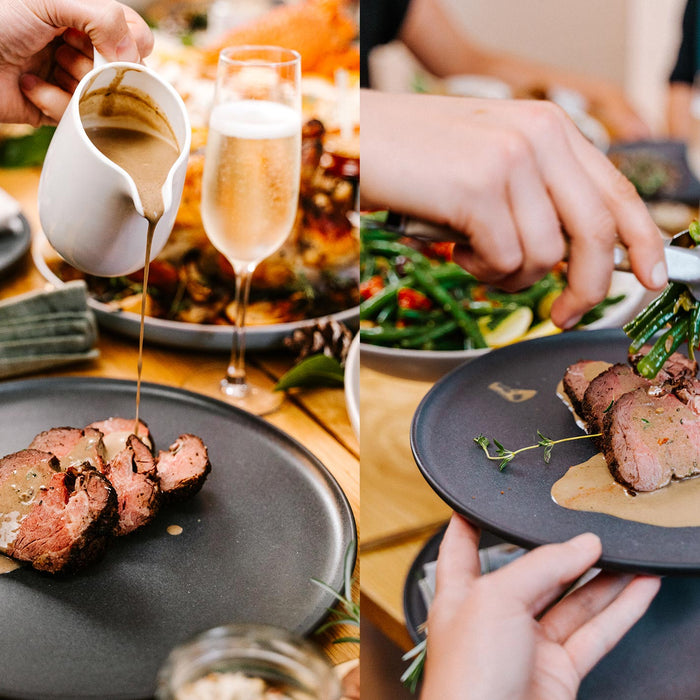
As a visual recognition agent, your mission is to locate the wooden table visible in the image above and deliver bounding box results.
[360,365,450,651]
[0,168,360,667]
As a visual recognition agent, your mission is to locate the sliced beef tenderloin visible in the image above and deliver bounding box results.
[629,346,698,384]
[581,363,653,435]
[86,417,153,456]
[101,435,160,536]
[0,449,117,573]
[674,377,700,416]
[156,434,211,502]
[28,427,106,471]
[562,360,612,418]
[602,387,700,491]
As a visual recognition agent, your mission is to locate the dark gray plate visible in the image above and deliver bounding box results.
[403,529,700,699]
[411,329,700,575]
[0,377,355,700]
[0,214,30,276]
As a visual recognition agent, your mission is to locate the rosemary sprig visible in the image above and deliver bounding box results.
[474,431,601,471]
[400,637,427,693]
[311,541,359,645]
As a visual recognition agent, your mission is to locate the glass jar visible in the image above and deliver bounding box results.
[155,624,342,700]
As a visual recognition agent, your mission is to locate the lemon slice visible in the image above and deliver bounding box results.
[522,318,562,341]
[479,307,533,347]
[536,289,562,321]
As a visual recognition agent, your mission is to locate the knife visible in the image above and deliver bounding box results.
[360,212,700,298]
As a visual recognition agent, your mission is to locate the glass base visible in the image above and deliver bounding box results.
[220,378,284,416]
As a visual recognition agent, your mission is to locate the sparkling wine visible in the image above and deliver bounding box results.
[201,100,301,267]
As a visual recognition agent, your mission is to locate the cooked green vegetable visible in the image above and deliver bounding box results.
[623,223,700,377]
[360,213,625,351]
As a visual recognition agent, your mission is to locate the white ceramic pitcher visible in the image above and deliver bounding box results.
[39,54,191,277]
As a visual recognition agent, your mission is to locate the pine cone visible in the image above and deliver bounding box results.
[285,319,353,365]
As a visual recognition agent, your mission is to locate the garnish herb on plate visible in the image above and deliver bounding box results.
[311,541,359,645]
[474,432,601,471]
[360,214,625,351]
[623,220,700,378]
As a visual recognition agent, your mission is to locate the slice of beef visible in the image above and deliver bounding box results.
[582,363,653,435]
[562,360,612,418]
[86,417,152,453]
[156,434,211,502]
[602,387,700,491]
[28,427,106,471]
[629,345,698,384]
[674,377,700,416]
[0,449,117,573]
[102,435,160,536]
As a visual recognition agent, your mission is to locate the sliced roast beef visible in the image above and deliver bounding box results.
[0,449,117,573]
[629,346,698,384]
[28,427,106,471]
[674,377,700,416]
[156,434,210,501]
[86,417,152,454]
[602,387,700,491]
[103,435,160,536]
[562,360,612,418]
[581,364,653,435]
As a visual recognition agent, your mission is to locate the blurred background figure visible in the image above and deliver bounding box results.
[361,0,651,143]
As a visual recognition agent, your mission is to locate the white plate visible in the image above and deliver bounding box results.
[361,271,647,383]
[344,334,360,438]
[33,235,358,352]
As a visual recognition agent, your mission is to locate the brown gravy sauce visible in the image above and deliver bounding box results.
[552,453,700,527]
[60,432,106,470]
[81,69,180,433]
[0,460,57,549]
[0,554,21,574]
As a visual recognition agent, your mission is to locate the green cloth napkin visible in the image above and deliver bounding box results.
[0,280,99,378]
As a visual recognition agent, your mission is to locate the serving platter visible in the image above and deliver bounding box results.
[0,213,30,277]
[361,272,646,382]
[0,377,355,700]
[403,528,700,700]
[411,329,700,575]
[32,238,359,352]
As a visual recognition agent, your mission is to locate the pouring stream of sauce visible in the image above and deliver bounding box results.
[82,70,180,432]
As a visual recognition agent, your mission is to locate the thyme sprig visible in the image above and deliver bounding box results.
[474,431,601,471]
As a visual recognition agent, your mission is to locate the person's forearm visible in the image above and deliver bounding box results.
[399,0,649,140]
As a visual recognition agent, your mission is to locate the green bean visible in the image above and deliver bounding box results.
[627,304,680,353]
[623,282,687,337]
[359,276,414,320]
[636,318,690,378]
[397,308,447,322]
[360,324,429,345]
[376,301,397,325]
[485,274,560,308]
[365,239,427,264]
[412,265,488,348]
[399,320,459,349]
[689,304,700,362]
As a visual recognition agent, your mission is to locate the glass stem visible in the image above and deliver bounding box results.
[225,263,255,388]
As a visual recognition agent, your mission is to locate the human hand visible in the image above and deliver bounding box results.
[361,91,667,329]
[420,514,660,700]
[0,0,153,126]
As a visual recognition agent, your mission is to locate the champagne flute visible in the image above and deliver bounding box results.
[201,45,301,414]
